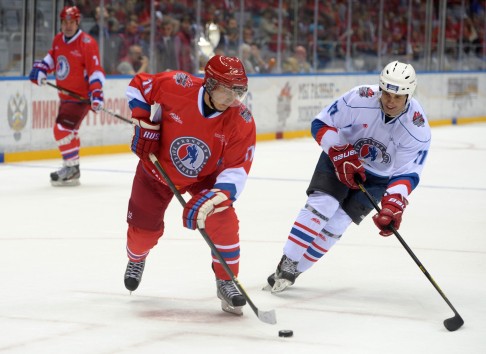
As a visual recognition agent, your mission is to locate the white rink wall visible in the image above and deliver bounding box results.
[1,72,485,162]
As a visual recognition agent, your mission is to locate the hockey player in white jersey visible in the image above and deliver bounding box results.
[267,61,431,292]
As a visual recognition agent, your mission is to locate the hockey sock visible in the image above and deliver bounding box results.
[53,123,80,162]
[297,207,352,272]
[283,193,339,262]
[126,225,163,261]
[296,229,338,272]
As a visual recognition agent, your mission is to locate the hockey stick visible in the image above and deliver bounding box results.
[43,81,132,124]
[148,153,277,325]
[358,182,464,331]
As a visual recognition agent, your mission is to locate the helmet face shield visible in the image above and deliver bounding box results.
[206,78,248,107]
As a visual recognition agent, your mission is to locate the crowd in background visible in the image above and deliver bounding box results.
[72,0,485,75]
[1,0,485,76]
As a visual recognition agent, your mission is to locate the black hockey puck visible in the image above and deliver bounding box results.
[278,330,293,338]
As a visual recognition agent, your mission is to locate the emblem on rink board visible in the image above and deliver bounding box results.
[170,137,211,177]
[7,92,28,141]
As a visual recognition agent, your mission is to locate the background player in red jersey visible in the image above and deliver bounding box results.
[29,6,106,186]
[123,55,256,316]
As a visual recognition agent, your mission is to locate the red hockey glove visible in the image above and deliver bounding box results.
[131,118,161,160]
[29,60,49,86]
[372,193,408,236]
[183,189,232,230]
[328,144,366,189]
[89,89,104,112]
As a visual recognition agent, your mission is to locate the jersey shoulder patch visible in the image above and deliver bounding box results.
[172,72,194,88]
[239,105,253,123]
[399,100,431,142]
[343,84,380,108]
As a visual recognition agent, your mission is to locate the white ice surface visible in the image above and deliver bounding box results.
[1,124,485,353]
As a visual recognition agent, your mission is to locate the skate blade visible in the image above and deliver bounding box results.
[51,179,81,187]
[220,300,243,316]
[271,279,292,293]
[262,283,273,291]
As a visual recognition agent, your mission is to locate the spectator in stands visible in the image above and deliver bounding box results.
[102,18,125,75]
[174,15,196,73]
[121,20,143,58]
[88,6,109,38]
[238,43,256,74]
[282,45,312,73]
[249,43,275,73]
[242,26,255,45]
[216,17,240,57]
[258,8,279,53]
[156,19,179,72]
[462,15,480,56]
[117,44,149,75]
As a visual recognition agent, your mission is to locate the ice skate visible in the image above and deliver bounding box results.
[268,255,301,293]
[216,279,246,315]
[124,259,145,292]
[50,163,80,186]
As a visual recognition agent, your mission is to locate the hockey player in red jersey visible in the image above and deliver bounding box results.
[29,6,105,186]
[123,55,256,316]
[267,61,431,293]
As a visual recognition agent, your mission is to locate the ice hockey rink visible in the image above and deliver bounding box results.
[1,123,485,354]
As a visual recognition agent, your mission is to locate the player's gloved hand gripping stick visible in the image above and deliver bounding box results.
[43,80,132,124]
[149,153,277,325]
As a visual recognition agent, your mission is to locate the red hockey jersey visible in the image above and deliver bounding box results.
[43,30,105,101]
[126,71,256,201]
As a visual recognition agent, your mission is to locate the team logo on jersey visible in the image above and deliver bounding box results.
[56,55,70,80]
[170,137,210,177]
[412,111,425,127]
[173,72,193,88]
[358,87,374,98]
[354,137,390,163]
[7,92,28,141]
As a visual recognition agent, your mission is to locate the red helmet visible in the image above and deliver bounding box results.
[204,55,248,90]
[60,6,81,22]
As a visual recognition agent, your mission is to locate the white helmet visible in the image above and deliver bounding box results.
[379,61,417,98]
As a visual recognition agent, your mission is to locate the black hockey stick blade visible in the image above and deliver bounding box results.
[443,314,464,332]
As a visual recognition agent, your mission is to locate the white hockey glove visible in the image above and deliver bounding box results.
[183,189,232,229]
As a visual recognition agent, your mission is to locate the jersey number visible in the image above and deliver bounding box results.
[327,101,338,116]
[246,145,255,162]
[414,150,428,165]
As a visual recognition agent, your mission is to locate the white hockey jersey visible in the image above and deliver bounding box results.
[312,84,431,198]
